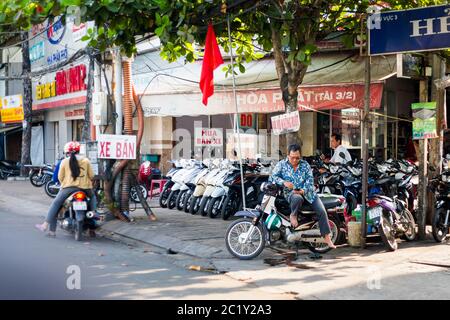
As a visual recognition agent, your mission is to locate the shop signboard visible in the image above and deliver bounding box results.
[98,134,137,160]
[412,102,437,140]
[29,17,94,111]
[239,113,256,129]
[194,128,223,147]
[271,111,300,136]
[369,4,450,55]
[0,94,24,123]
[140,83,384,117]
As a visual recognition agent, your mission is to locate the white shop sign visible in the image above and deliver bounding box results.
[194,128,223,147]
[271,111,301,136]
[98,134,137,160]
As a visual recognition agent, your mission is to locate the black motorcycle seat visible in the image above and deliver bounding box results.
[301,196,341,211]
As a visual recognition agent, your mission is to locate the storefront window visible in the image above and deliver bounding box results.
[331,108,361,149]
[330,107,388,160]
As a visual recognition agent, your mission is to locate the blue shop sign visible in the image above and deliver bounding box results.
[369,4,450,55]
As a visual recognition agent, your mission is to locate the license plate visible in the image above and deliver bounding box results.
[73,201,87,211]
[368,207,383,220]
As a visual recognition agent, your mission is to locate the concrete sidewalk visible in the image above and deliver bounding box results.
[100,207,236,259]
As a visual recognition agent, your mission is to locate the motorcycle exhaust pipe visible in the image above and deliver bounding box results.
[285,228,325,243]
[86,211,95,219]
[286,229,304,242]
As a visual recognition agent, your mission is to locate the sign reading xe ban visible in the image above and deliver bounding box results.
[98,134,137,160]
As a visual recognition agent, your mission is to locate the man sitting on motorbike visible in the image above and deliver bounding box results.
[270,143,336,249]
[35,141,96,237]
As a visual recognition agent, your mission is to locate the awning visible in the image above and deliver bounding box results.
[134,52,396,117]
[0,125,21,134]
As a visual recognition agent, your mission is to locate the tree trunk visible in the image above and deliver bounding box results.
[20,32,32,176]
[270,24,307,149]
[81,49,94,142]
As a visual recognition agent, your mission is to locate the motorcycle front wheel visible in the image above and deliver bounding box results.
[167,190,179,209]
[130,184,148,203]
[401,208,417,241]
[189,196,202,215]
[30,171,48,187]
[159,186,171,208]
[379,211,398,251]
[225,218,265,260]
[221,192,239,221]
[207,197,223,218]
[432,208,449,243]
[45,180,60,198]
[183,190,193,213]
[176,190,188,211]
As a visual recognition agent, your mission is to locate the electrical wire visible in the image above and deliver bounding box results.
[0,18,58,50]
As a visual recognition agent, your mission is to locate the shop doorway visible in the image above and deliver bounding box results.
[72,119,83,142]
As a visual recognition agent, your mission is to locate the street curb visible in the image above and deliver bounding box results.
[6,177,28,181]
[100,220,229,259]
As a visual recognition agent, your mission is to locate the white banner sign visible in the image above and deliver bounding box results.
[98,134,137,159]
[271,111,301,135]
[194,128,223,147]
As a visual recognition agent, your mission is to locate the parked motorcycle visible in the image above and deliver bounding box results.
[45,180,61,198]
[176,162,207,211]
[159,160,183,208]
[365,193,416,251]
[198,160,233,216]
[429,160,450,243]
[166,160,202,210]
[0,160,21,179]
[188,161,222,215]
[25,164,54,187]
[225,182,345,260]
[133,161,162,202]
[220,162,269,220]
[182,160,212,213]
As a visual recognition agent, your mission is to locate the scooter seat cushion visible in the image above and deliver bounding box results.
[301,197,341,211]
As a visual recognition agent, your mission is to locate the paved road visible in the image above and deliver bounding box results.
[2,181,450,300]
[0,181,289,300]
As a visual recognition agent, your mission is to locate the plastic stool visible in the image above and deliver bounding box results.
[149,179,167,199]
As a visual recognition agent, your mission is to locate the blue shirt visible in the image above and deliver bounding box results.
[270,158,317,203]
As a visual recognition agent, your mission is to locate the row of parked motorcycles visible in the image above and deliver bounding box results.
[159,158,274,219]
[160,154,450,260]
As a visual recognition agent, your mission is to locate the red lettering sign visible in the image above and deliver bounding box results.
[99,141,111,158]
[54,64,87,97]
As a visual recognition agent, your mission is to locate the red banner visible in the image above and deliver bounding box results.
[222,83,383,112]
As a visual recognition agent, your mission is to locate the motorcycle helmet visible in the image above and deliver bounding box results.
[64,141,81,154]
[265,212,282,231]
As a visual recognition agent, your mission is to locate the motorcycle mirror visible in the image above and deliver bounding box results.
[446,154,450,160]
[339,152,346,159]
